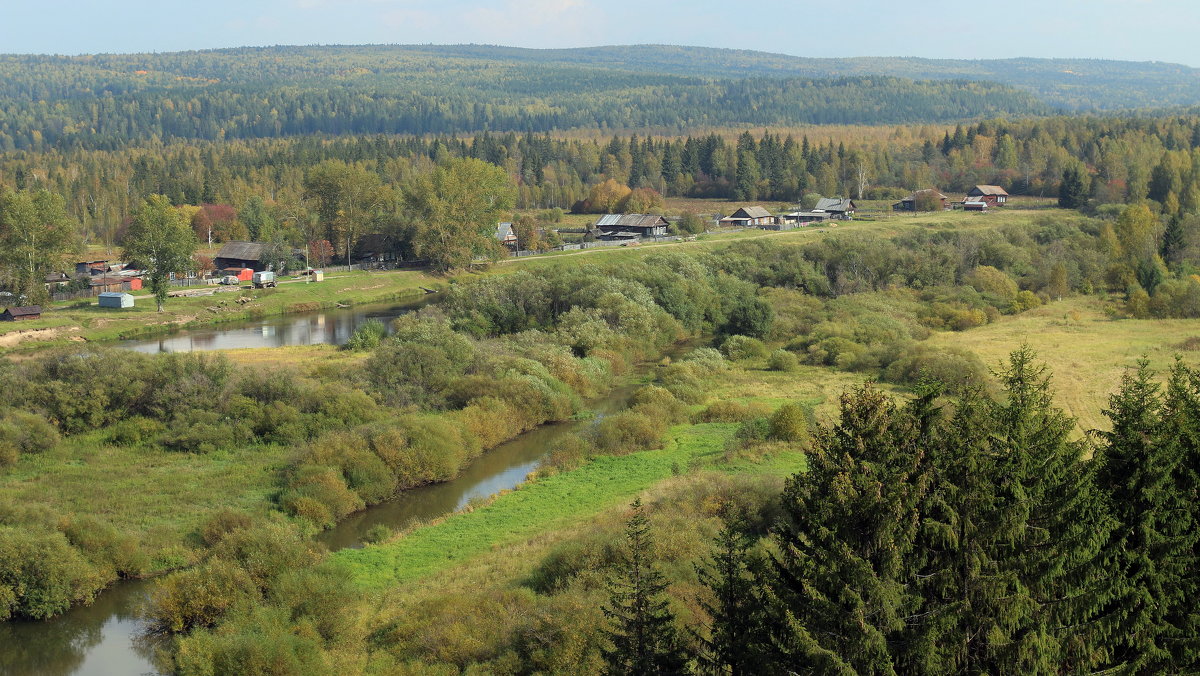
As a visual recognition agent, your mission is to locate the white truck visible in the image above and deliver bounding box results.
[252,271,277,288]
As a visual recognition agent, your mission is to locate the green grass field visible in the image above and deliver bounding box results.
[333,421,805,589]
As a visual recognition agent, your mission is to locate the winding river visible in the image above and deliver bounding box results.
[3,302,662,675]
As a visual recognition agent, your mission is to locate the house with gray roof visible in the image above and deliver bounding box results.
[719,206,775,227]
[214,241,267,271]
[593,214,669,239]
[813,197,857,220]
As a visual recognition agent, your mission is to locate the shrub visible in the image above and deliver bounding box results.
[59,515,147,578]
[733,417,772,444]
[543,434,593,473]
[628,385,689,425]
[721,335,769,361]
[1009,289,1043,313]
[768,403,811,445]
[884,344,989,394]
[148,558,258,633]
[106,416,166,446]
[161,410,243,454]
[0,526,107,620]
[590,410,666,455]
[280,466,364,529]
[343,318,388,351]
[0,410,60,457]
[199,510,255,547]
[363,524,392,545]
[693,400,772,423]
[767,349,799,372]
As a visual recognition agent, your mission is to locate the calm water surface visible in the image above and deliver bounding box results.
[118,298,430,353]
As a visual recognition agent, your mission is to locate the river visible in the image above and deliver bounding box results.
[2,320,656,674]
[118,297,431,353]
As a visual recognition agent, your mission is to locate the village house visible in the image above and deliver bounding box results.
[593,214,670,240]
[1,305,42,321]
[894,189,949,211]
[214,241,268,271]
[354,233,400,264]
[495,222,519,250]
[813,197,857,220]
[966,185,1009,206]
[75,259,110,276]
[719,206,776,227]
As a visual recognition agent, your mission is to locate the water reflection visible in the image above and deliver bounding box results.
[0,579,159,676]
[118,299,429,354]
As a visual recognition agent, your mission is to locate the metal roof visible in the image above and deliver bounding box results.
[903,189,948,201]
[971,185,1009,196]
[595,214,668,227]
[495,222,515,241]
[215,241,266,261]
[814,197,855,212]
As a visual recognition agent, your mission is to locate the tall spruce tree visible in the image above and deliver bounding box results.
[694,518,771,676]
[1093,361,1193,673]
[602,498,690,676]
[768,384,937,674]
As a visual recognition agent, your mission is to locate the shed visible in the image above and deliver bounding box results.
[221,267,253,282]
[963,198,989,212]
[75,259,109,276]
[214,241,267,271]
[89,277,126,293]
[1,306,42,321]
[98,292,135,309]
[719,206,775,227]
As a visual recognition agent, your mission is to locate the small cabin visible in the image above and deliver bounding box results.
[962,198,989,212]
[720,206,776,228]
[98,292,135,309]
[1,305,42,321]
[967,185,1009,207]
[894,189,949,211]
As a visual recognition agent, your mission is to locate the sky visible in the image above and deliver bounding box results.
[1,0,1198,67]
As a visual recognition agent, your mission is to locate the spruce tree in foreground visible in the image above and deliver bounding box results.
[602,498,690,676]
[694,518,770,676]
[1093,360,1200,672]
[770,383,938,674]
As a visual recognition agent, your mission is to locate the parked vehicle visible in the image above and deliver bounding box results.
[252,271,277,288]
[220,275,240,285]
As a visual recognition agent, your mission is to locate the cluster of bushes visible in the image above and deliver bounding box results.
[149,516,362,675]
[0,350,382,454]
[0,501,146,620]
[0,409,59,468]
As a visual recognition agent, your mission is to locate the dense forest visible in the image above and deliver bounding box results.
[4,113,1200,256]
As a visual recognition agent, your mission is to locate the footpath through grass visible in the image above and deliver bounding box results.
[333,423,806,589]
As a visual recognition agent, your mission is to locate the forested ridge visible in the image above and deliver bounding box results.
[0,49,1047,151]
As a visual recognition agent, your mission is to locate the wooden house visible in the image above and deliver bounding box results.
[719,206,776,227]
[75,259,110,276]
[894,189,949,211]
[1,305,42,321]
[353,234,400,264]
[813,197,857,220]
[89,277,127,294]
[214,241,267,271]
[593,214,669,239]
[495,222,519,250]
[966,185,1009,207]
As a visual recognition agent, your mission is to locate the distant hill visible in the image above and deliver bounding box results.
[0,44,1195,150]
[403,44,1200,111]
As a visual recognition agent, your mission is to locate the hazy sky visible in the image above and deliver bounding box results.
[2,0,1197,66]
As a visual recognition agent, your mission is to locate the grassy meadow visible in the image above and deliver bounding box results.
[930,295,1200,432]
